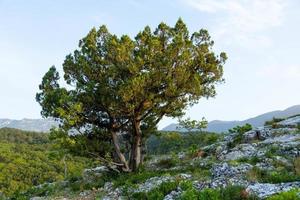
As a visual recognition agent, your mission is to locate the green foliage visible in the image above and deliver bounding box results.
[0,128,48,144]
[0,128,94,197]
[131,181,178,200]
[264,117,285,128]
[236,156,261,165]
[227,123,252,148]
[265,146,280,158]
[156,155,178,169]
[246,166,300,183]
[178,117,208,132]
[147,131,219,155]
[179,185,258,200]
[267,189,300,200]
[229,123,253,134]
[294,157,300,176]
[36,18,226,171]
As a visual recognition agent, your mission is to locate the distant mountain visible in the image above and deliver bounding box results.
[162,105,300,133]
[0,118,58,132]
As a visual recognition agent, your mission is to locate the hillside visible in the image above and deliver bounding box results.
[163,105,300,133]
[10,115,300,200]
[0,128,95,198]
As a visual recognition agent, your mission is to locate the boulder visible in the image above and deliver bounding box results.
[224,144,257,161]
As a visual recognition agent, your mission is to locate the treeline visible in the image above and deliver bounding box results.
[0,128,48,144]
[146,131,220,155]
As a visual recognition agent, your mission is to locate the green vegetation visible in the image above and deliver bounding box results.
[147,131,220,155]
[264,117,285,128]
[246,166,300,183]
[0,128,95,197]
[179,183,258,200]
[177,117,208,132]
[36,18,226,172]
[131,181,178,200]
[267,189,300,200]
[227,123,252,148]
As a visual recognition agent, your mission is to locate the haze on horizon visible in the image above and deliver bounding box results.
[0,0,299,129]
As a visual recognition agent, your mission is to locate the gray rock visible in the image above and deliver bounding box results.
[244,128,272,142]
[224,144,257,161]
[247,182,300,199]
[278,116,300,127]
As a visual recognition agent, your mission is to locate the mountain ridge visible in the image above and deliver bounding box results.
[163,104,300,132]
[0,118,58,132]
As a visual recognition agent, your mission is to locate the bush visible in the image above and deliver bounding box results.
[264,118,285,127]
[294,157,300,176]
[227,124,252,148]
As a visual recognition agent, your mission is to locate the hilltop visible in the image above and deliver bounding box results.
[163,105,300,133]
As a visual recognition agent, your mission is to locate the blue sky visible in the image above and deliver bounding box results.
[0,0,299,129]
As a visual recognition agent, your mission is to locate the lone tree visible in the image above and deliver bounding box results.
[36,19,226,172]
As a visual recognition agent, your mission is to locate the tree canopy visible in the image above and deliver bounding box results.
[36,18,226,172]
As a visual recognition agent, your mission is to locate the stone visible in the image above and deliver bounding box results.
[278,116,300,127]
[224,144,257,161]
[246,182,300,199]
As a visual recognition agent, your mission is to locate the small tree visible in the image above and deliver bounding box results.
[177,117,208,132]
[36,19,226,172]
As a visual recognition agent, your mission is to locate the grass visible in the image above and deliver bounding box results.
[267,189,300,200]
[246,166,300,183]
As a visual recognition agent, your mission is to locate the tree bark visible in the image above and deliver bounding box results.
[129,120,142,171]
[111,131,130,172]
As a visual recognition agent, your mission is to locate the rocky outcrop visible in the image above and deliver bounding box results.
[247,182,300,199]
[278,116,300,127]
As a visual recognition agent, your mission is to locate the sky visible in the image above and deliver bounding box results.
[0,0,299,129]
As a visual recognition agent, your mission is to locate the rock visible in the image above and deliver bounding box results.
[134,174,191,193]
[246,182,300,199]
[83,166,109,183]
[260,134,300,145]
[163,188,182,200]
[224,144,257,161]
[244,128,272,142]
[211,163,237,178]
[210,162,252,188]
[30,198,45,200]
[278,116,300,127]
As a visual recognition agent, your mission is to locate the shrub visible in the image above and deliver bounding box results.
[227,124,252,148]
[264,118,285,127]
[294,157,300,176]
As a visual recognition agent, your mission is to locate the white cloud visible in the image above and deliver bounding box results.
[184,0,286,47]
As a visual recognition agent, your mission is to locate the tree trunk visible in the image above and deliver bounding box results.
[129,120,142,171]
[111,131,130,172]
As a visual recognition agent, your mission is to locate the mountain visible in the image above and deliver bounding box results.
[0,118,58,132]
[162,105,300,133]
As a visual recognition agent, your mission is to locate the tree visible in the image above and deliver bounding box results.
[177,117,208,132]
[36,18,226,172]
